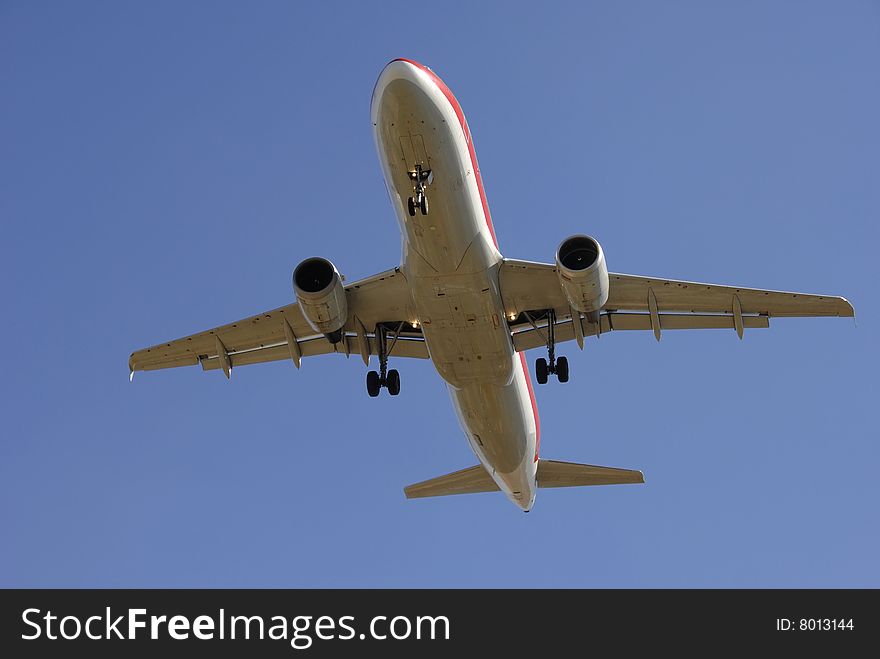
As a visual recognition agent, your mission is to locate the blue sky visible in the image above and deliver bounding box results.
[2,1,877,587]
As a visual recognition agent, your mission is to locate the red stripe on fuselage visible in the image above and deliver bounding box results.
[391,58,540,460]
[519,351,541,461]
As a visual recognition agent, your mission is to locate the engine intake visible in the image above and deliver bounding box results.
[293,257,347,343]
[555,235,609,313]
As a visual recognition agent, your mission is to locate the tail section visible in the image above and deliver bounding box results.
[404,459,643,500]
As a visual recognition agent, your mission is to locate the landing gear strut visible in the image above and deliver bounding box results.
[366,322,403,397]
[531,309,569,385]
[407,164,432,217]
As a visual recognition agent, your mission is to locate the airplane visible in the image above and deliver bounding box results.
[130,58,854,512]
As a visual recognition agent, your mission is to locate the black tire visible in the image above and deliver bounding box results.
[556,356,569,383]
[419,195,428,215]
[387,369,401,396]
[366,371,381,397]
[407,197,416,217]
[535,358,548,385]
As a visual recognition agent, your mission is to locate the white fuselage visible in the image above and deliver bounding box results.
[371,59,539,510]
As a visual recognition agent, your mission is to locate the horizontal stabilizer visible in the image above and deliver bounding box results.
[404,465,499,499]
[536,459,644,488]
[404,460,644,500]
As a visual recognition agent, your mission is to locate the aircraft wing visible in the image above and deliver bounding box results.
[129,267,427,377]
[499,259,854,348]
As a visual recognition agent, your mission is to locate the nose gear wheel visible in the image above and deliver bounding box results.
[406,164,432,217]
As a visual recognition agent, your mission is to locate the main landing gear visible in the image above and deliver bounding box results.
[532,309,570,385]
[366,323,402,397]
[407,164,432,217]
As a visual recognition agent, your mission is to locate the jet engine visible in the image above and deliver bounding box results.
[293,257,347,343]
[555,235,609,313]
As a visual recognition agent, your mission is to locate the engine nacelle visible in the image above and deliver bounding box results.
[555,235,609,313]
[293,257,347,343]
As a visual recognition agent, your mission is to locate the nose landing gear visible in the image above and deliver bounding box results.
[406,164,432,217]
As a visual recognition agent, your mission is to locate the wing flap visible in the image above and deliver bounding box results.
[198,334,429,371]
[136,354,200,371]
[512,316,606,352]
[510,312,770,351]
[607,312,770,331]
